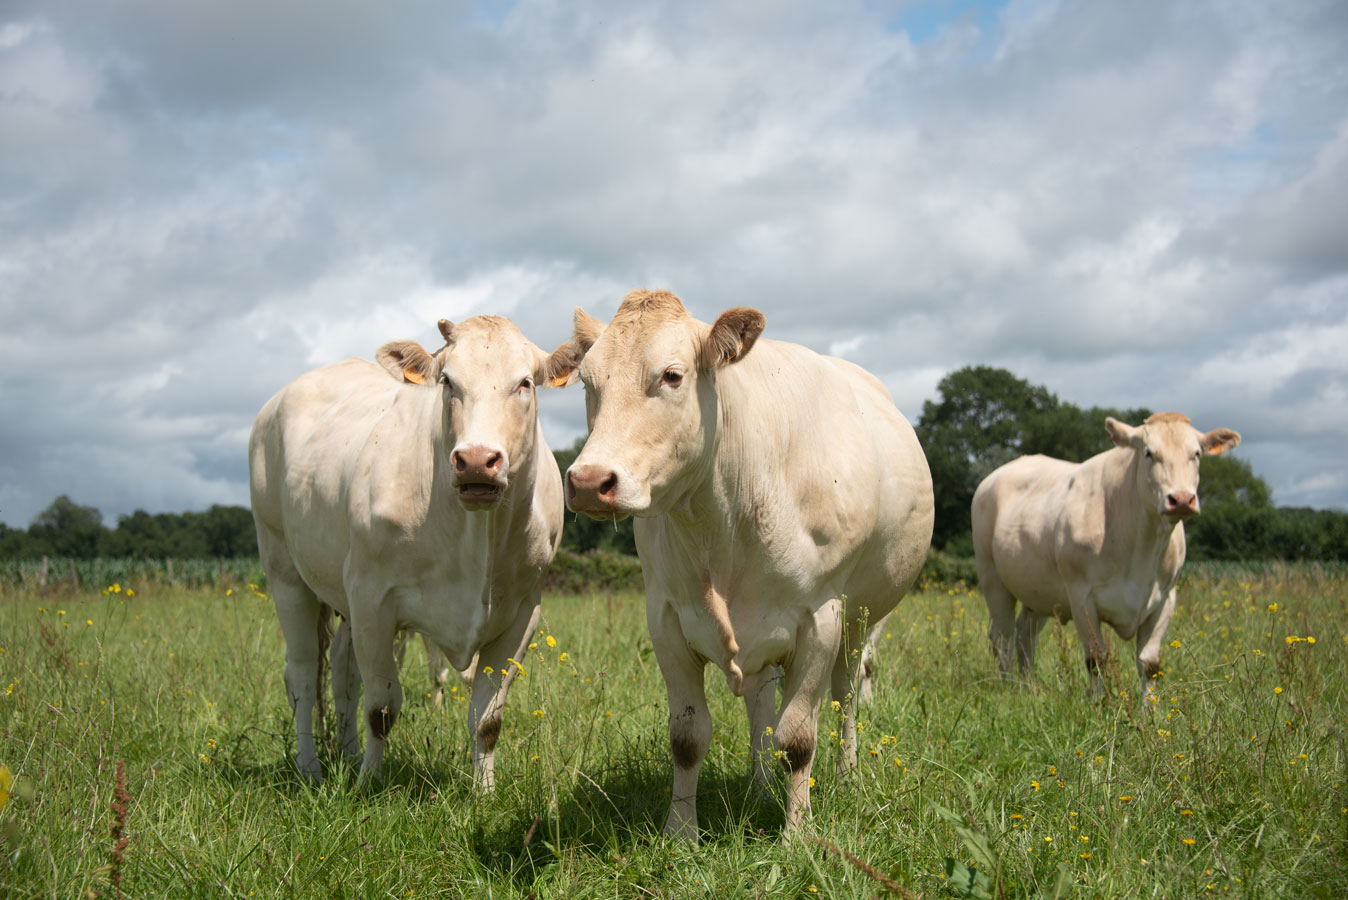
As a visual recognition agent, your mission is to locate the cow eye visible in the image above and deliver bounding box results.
[517,376,533,393]
[439,372,453,389]
[1144,448,1153,460]
[661,369,683,387]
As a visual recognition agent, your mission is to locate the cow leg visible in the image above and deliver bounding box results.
[330,616,363,765]
[979,568,1017,679]
[776,598,844,833]
[424,634,450,711]
[467,595,541,791]
[1134,587,1176,707]
[348,605,402,787]
[269,569,324,783]
[830,616,869,775]
[857,613,888,705]
[742,668,778,787]
[648,597,712,841]
[1014,608,1047,679]
[1068,587,1107,699]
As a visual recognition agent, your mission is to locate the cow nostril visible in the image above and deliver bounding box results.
[452,452,466,473]
[486,452,502,472]
[599,473,618,499]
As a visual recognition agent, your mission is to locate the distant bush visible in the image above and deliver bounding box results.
[543,548,644,595]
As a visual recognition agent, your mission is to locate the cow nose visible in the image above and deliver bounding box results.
[452,445,505,479]
[1165,491,1198,515]
[568,464,619,509]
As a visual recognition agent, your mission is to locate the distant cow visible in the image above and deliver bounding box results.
[971,413,1240,701]
[562,290,933,838]
[249,316,574,787]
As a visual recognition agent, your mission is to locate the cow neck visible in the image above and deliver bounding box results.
[1109,447,1180,573]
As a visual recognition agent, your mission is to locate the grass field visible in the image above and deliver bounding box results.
[1,569,1344,898]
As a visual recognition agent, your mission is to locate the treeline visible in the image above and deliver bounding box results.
[915,365,1348,562]
[4,366,1343,565]
[0,496,257,560]
[0,441,637,563]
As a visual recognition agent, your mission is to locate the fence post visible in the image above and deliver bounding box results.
[39,555,48,589]
[69,559,79,593]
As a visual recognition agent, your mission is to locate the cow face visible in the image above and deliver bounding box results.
[376,316,578,511]
[565,290,765,519]
[1105,413,1241,523]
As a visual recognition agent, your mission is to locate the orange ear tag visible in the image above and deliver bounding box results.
[548,372,571,387]
[403,369,427,385]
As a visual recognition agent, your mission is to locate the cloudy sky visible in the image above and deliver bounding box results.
[2,0,1346,527]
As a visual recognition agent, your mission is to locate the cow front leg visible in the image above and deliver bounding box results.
[649,598,711,841]
[348,608,402,787]
[1014,608,1047,679]
[467,596,541,792]
[742,668,778,787]
[1068,588,1107,699]
[330,616,363,766]
[776,598,844,833]
[1134,588,1176,708]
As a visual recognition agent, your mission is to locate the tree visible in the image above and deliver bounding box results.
[28,495,106,558]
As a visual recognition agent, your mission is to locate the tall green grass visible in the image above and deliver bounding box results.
[1,571,1343,897]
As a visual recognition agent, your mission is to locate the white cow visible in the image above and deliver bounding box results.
[971,412,1240,701]
[561,290,933,838]
[249,316,574,787]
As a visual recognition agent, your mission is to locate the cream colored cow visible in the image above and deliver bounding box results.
[249,316,574,787]
[561,290,933,839]
[971,413,1240,701]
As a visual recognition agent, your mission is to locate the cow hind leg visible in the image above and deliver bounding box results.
[830,616,869,776]
[1014,608,1048,679]
[330,617,363,766]
[424,634,451,711]
[775,598,844,834]
[467,596,541,792]
[856,612,889,706]
[742,668,778,788]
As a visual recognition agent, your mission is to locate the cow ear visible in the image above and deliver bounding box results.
[1105,417,1143,449]
[376,340,440,386]
[573,307,605,353]
[536,340,585,388]
[699,307,766,370]
[1202,427,1241,456]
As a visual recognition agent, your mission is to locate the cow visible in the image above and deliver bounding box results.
[970,412,1241,702]
[560,289,934,838]
[249,315,576,788]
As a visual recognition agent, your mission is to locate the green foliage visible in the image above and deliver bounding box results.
[542,548,644,594]
[0,498,259,561]
[1,571,1343,898]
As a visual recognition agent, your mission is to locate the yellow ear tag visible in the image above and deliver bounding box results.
[403,369,427,385]
[1207,443,1228,456]
[548,372,571,387]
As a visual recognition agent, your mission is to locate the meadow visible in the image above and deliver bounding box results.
[0,566,1343,898]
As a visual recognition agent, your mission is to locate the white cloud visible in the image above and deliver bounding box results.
[1,0,1347,526]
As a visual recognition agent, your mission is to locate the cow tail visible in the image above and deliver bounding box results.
[316,603,333,744]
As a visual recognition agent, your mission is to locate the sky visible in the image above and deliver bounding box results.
[1,0,1346,528]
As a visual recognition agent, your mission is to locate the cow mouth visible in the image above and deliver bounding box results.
[457,482,504,506]
[576,506,632,522]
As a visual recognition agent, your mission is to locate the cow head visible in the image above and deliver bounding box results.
[564,289,765,520]
[1105,412,1241,523]
[375,316,578,511]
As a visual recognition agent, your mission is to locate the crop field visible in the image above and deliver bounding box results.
[0,567,1344,898]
